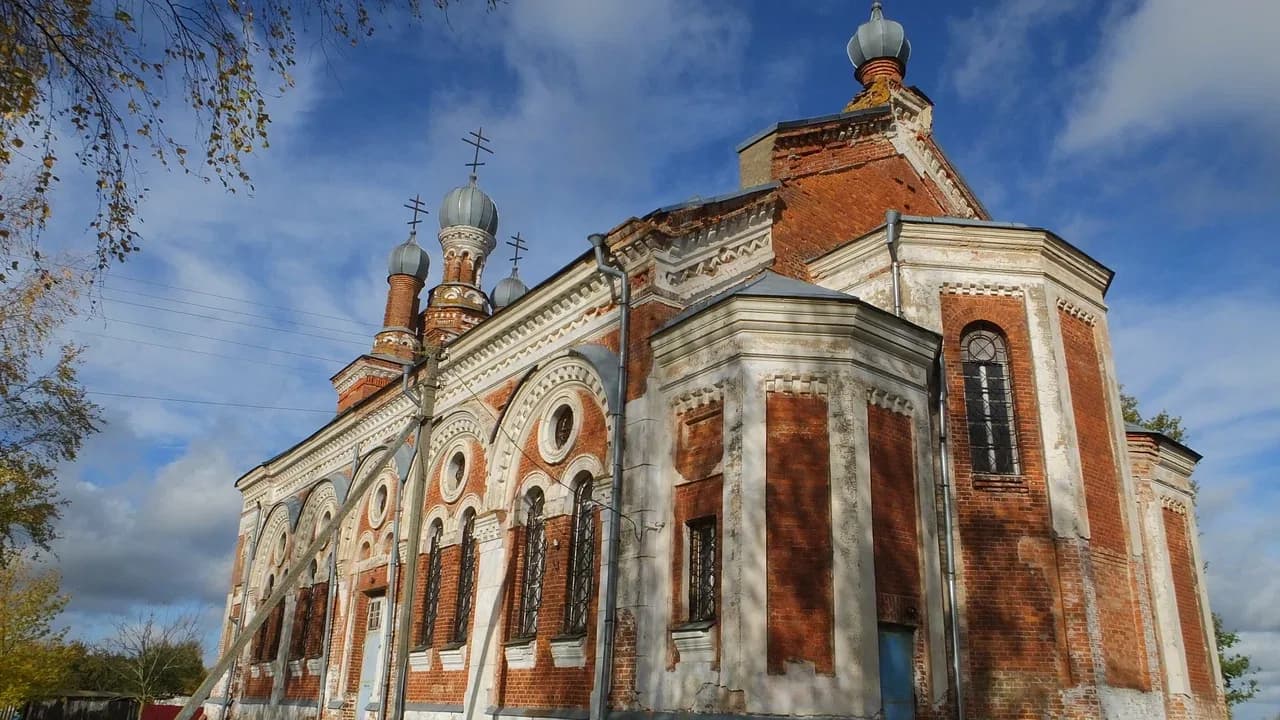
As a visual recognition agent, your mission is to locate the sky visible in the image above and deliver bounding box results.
[30,0,1280,717]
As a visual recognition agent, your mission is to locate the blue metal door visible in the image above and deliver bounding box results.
[878,626,916,720]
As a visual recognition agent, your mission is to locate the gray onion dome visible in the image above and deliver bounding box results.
[387,238,430,281]
[439,176,499,235]
[490,270,528,310]
[847,1,911,74]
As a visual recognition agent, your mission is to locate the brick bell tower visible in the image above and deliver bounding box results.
[330,224,431,413]
[421,172,498,345]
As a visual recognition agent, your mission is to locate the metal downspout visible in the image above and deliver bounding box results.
[221,502,264,720]
[937,357,965,720]
[887,208,963,719]
[588,232,629,720]
[886,209,903,318]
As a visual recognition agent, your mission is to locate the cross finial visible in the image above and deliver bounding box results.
[462,126,494,178]
[506,231,528,272]
[403,194,429,240]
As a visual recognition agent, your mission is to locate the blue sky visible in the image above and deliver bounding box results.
[39,1,1279,716]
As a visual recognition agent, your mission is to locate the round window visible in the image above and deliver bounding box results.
[276,532,287,561]
[553,405,574,449]
[369,483,390,526]
[449,452,466,485]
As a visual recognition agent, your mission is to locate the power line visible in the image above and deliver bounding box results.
[1,251,378,329]
[101,297,370,347]
[85,391,334,415]
[100,285,376,339]
[79,330,323,371]
[99,316,347,363]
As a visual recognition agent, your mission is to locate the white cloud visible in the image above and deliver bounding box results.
[1058,0,1280,153]
[946,0,1080,100]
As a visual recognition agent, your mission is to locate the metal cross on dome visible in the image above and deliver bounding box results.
[462,126,493,177]
[403,194,429,239]
[506,231,528,271]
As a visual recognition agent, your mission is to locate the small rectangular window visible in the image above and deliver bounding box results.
[688,516,717,622]
[367,598,383,632]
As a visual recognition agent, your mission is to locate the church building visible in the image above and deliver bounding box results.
[211,5,1227,720]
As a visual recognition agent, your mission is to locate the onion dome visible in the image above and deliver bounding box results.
[387,237,430,281]
[439,176,499,235]
[490,270,528,310]
[847,1,911,77]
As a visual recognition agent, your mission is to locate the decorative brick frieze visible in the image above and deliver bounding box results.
[763,372,828,396]
[1160,495,1190,515]
[866,387,914,415]
[671,383,724,414]
[1056,297,1098,326]
[940,281,1024,297]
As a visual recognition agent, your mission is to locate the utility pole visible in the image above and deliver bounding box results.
[389,345,442,720]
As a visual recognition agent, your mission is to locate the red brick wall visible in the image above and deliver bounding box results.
[765,393,834,675]
[941,293,1088,717]
[769,143,947,280]
[402,543,472,705]
[382,275,423,330]
[1060,310,1149,691]
[493,513,601,710]
[868,404,922,623]
[1164,507,1215,698]
[674,402,723,483]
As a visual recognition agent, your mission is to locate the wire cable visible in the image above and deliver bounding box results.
[78,330,324,371]
[100,286,375,339]
[85,391,334,415]
[98,316,347,363]
[101,297,370,347]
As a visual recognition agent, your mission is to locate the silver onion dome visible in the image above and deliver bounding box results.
[439,176,499,235]
[387,237,430,281]
[847,1,911,74]
[490,270,528,310]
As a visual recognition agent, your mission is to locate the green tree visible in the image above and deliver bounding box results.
[0,0,496,267]
[0,551,72,705]
[1119,386,1188,442]
[1214,612,1259,712]
[0,184,100,556]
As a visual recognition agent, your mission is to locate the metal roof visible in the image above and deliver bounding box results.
[657,270,858,333]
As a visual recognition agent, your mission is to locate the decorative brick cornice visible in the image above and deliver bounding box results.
[671,383,724,414]
[866,387,914,415]
[331,358,401,396]
[474,511,504,544]
[764,372,828,396]
[428,412,484,460]
[1056,297,1098,326]
[940,282,1024,298]
[1160,495,1189,516]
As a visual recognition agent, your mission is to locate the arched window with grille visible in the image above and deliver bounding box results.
[452,509,477,644]
[960,324,1021,475]
[516,488,547,638]
[419,520,444,647]
[563,473,596,636]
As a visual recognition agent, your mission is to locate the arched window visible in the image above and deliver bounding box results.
[961,325,1021,475]
[563,473,596,636]
[452,509,477,643]
[289,562,317,660]
[516,488,547,638]
[420,520,444,647]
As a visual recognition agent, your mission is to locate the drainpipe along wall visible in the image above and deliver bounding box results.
[588,232,630,720]
[886,209,964,720]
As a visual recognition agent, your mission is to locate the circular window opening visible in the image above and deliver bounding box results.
[553,405,575,449]
[449,452,466,485]
[276,532,287,560]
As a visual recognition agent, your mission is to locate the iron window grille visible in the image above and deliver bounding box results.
[563,474,596,636]
[554,405,574,448]
[516,489,547,638]
[687,516,717,622]
[961,327,1021,475]
[290,588,313,659]
[452,510,477,644]
[420,521,443,647]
